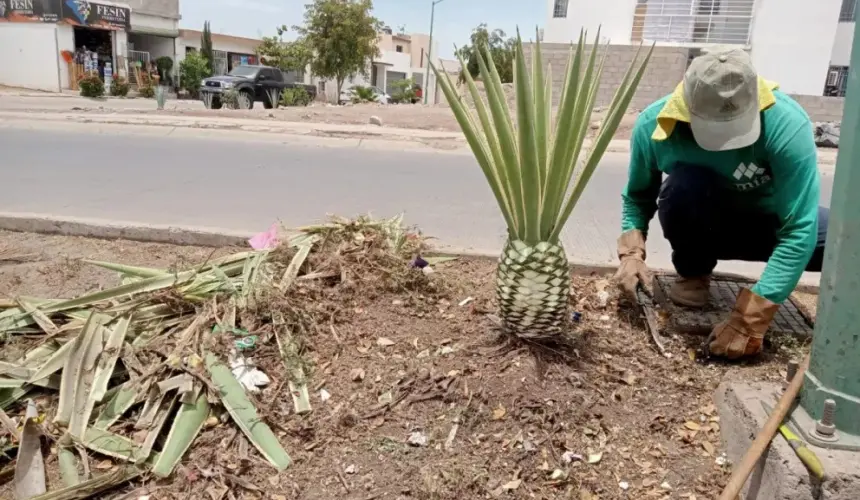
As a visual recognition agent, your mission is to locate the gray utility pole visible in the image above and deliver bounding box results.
[424,0,446,104]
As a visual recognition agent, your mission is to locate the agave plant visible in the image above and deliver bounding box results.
[431,29,653,342]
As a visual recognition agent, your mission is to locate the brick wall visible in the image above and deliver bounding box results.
[523,43,690,110]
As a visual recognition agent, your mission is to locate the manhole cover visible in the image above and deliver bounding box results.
[643,274,814,337]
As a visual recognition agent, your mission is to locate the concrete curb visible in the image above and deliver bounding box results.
[0,212,820,294]
[0,212,251,248]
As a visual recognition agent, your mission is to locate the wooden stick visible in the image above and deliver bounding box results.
[718,353,811,500]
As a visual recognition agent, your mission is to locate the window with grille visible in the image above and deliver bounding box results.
[553,0,569,18]
[824,66,849,96]
[840,0,856,22]
[632,0,755,46]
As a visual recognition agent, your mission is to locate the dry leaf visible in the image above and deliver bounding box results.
[492,406,506,420]
[501,479,521,491]
[376,338,395,347]
[701,441,716,456]
[587,451,603,464]
[684,421,701,431]
[95,459,113,470]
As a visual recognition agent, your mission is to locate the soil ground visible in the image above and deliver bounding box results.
[0,231,815,499]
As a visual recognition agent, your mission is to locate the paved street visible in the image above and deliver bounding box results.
[1,125,834,282]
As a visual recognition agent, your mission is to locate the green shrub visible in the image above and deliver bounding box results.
[138,84,156,98]
[179,52,210,98]
[156,56,174,86]
[79,74,105,98]
[109,75,129,97]
[351,85,376,103]
[281,87,311,106]
[390,78,416,104]
[221,88,242,109]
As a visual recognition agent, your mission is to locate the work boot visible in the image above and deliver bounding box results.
[669,276,711,307]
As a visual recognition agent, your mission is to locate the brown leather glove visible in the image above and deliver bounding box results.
[613,229,652,301]
[707,288,779,359]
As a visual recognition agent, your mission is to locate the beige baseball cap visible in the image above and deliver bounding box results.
[683,47,760,151]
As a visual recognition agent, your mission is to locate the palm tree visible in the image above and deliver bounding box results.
[432,29,653,343]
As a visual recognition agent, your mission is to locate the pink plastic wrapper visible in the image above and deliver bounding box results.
[248,223,280,250]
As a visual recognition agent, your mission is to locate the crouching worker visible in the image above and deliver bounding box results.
[613,47,828,360]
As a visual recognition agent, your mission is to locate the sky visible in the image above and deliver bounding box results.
[179,0,546,59]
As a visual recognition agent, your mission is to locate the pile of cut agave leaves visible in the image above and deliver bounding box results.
[0,215,422,499]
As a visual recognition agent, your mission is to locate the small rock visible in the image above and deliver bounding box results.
[716,452,728,466]
[439,346,454,355]
[407,431,428,447]
[350,368,365,382]
[619,481,630,490]
[562,451,583,463]
[550,469,566,480]
[599,315,610,321]
[590,121,600,130]
[369,115,383,126]
[661,481,672,490]
[421,266,434,275]
[320,389,331,402]
[268,113,275,117]
[392,299,403,306]
[344,464,356,474]
[596,290,610,307]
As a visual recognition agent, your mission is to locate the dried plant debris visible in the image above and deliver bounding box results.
[0,215,439,497]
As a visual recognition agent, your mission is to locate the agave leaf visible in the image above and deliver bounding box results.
[30,466,144,500]
[512,30,542,243]
[42,270,197,315]
[279,242,312,291]
[94,383,140,430]
[532,28,549,199]
[205,353,291,470]
[15,399,47,499]
[136,393,177,464]
[0,387,30,409]
[55,314,104,430]
[82,427,154,463]
[274,330,311,414]
[553,41,654,239]
[57,445,80,488]
[150,392,210,477]
[83,260,167,278]
[89,315,131,404]
[16,297,59,335]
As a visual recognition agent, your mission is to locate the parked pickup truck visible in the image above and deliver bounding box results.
[199,65,317,109]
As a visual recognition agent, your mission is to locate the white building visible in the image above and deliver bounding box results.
[545,0,853,97]
[314,28,441,103]
[0,0,181,92]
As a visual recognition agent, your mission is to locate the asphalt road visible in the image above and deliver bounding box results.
[1,126,834,280]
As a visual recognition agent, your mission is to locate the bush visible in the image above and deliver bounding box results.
[350,85,376,104]
[179,52,210,98]
[390,78,416,104]
[109,75,129,97]
[221,88,248,109]
[138,84,155,98]
[156,56,174,86]
[79,74,105,98]
[281,87,311,107]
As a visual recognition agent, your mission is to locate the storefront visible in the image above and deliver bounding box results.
[0,0,130,91]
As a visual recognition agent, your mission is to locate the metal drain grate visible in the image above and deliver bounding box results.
[650,274,815,337]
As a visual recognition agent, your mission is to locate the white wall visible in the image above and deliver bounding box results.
[831,22,855,67]
[56,24,75,89]
[749,0,842,95]
[0,24,61,92]
[131,13,177,33]
[544,0,637,44]
[181,35,259,55]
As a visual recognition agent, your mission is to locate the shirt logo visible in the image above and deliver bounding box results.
[732,162,771,191]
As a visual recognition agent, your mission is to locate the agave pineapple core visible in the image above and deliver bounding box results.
[497,239,570,337]
[431,27,652,343]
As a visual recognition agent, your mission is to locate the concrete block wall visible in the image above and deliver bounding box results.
[524,43,690,110]
[789,94,845,122]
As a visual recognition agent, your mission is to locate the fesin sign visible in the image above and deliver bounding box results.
[0,0,62,22]
[62,0,131,30]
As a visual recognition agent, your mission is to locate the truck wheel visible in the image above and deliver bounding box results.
[239,90,254,110]
[210,98,223,110]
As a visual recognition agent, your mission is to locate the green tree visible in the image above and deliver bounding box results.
[294,0,383,99]
[201,21,214,74]
[180,51,211,98]
[256,25,314,73]
[456,24,515,84]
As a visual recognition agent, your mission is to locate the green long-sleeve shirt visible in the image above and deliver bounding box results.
[621,90,820,304]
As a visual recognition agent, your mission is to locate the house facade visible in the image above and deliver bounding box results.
[314,28,441,103]
[545,0,851,100]
[178,28,261,78]
[0,0,180,92]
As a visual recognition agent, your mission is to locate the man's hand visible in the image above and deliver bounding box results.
[614,229,652,301]
[706,288,779,359]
